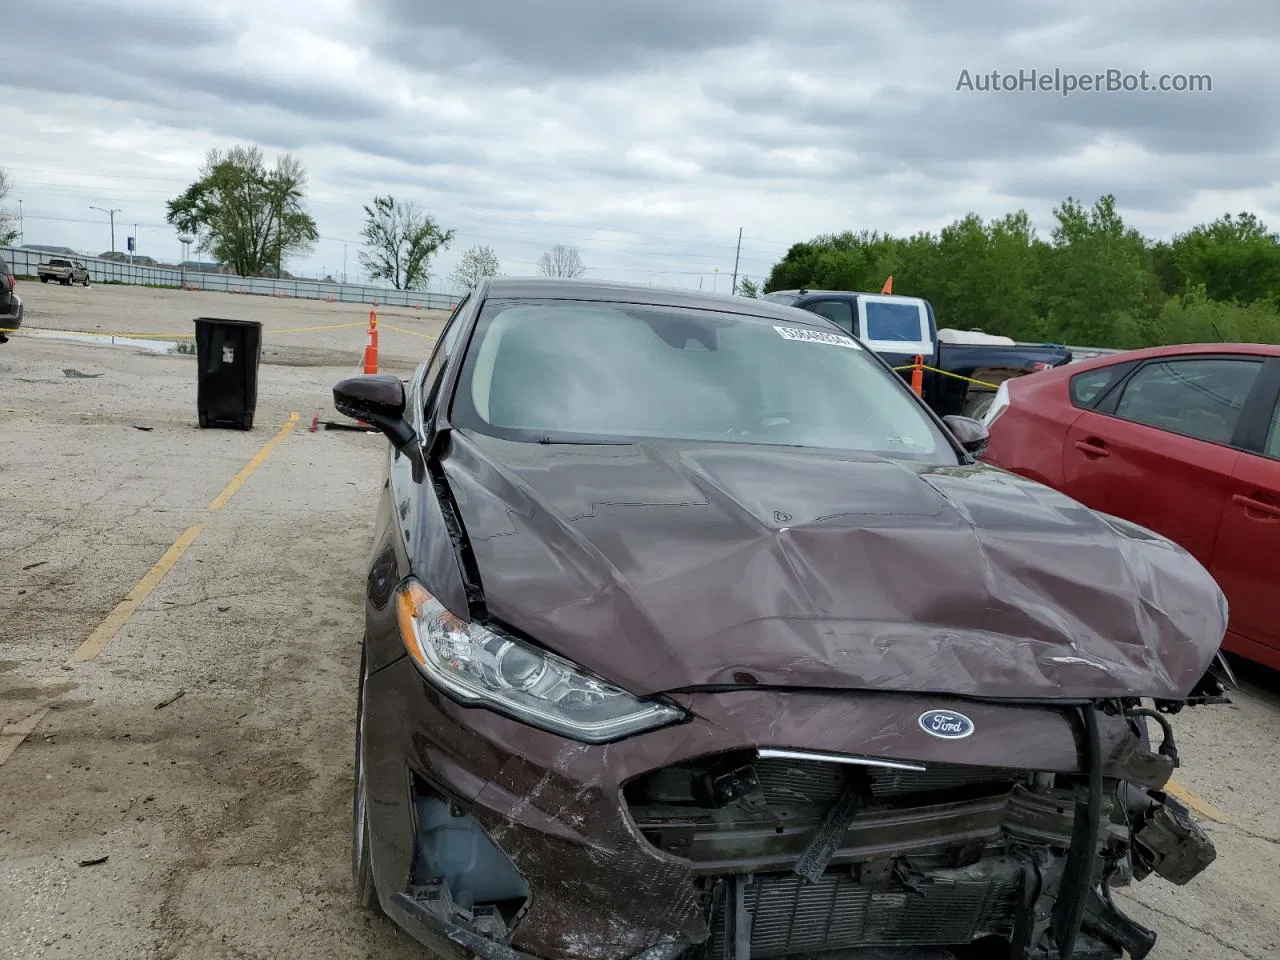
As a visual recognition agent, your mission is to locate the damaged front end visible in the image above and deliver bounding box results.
[387,683,1223,960]
[624,704,1219,959]
[384,691,1223,960]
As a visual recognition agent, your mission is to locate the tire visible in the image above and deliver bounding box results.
[198,410,209,428]
[40,276,48,283]
[961,392,997,420]
[352,644,379,910]
[241,413,254,431]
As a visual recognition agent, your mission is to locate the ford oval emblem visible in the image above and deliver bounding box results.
[918,709,974,740]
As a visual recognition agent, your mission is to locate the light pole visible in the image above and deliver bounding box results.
[89,206,121,253]
[17,200,22,246]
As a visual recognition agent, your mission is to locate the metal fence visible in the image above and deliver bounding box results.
[0,246,465,311]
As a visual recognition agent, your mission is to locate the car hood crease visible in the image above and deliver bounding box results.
[436,430,1227,700]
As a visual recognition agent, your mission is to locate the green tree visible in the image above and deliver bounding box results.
[928,212,1044,339]
[450,244,501,291]
[757,194,1280,350]
[1168,213,1280,305]
[1041,195,1148,346]
[166,146,318,277]
[359,196,454,290]
[736,276,760,298]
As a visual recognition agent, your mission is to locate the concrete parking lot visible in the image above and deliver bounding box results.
[1,284,1278,959]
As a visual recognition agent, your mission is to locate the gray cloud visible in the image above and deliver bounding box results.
[1,0,1278,289]
[367,0,780,74]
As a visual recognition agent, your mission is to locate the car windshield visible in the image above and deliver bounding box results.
[451,299,954,462]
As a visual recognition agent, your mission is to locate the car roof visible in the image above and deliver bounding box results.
[480,276,840,326]
[1058,342,1280,374]
[768,289,925,300]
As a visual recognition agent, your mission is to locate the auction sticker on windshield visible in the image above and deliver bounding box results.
[773,325,861,348]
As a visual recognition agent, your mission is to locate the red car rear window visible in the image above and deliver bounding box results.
[1069,364,1132,409]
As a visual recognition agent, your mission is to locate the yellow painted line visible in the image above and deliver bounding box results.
[381,322,437,341]
[1166,779,1230,824]
[65,411,301,663]
[271,320,369,335]
[65,523,208,664]
[0,707,51,767]
[208,412,300,510]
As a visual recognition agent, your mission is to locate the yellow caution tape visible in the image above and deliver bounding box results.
[890,363,1001,390]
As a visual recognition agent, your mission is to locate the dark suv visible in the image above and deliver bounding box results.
[0,256,22,343]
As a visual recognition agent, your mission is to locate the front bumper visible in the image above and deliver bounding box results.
[363,657,1210,960]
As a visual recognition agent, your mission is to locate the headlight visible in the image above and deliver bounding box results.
[396,580,685,743]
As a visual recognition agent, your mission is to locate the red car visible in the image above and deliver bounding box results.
[982,343,1280,671]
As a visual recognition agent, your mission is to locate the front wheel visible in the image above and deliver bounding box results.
[352,645,379,910]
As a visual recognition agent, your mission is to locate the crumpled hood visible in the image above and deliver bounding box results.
[439,431,1227,700]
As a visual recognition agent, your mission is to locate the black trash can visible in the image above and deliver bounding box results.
[193,317,262,430]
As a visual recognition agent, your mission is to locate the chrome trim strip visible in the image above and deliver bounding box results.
[756,748,927,772]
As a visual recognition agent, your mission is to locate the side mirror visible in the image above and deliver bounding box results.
[942,414,989,457]
[333,375,416,449]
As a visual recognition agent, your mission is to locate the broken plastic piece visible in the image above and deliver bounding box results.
[1131,797,1217,885]
[793,774,863,883]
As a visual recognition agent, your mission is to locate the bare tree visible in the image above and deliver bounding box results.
[358,196,455,290]
[0,169,18,246]
[450,244,501,291]
[538,244,586,279]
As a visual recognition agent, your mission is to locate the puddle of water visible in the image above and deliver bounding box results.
[24,328,191,355]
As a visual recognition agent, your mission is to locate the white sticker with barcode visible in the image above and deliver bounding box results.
[772,325,861,349]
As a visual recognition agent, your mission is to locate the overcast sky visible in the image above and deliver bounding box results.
[1,0,1276,292]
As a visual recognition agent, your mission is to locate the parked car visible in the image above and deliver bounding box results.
[761,288,1072,417]
[334,279,1226,960]
[37,258,90,286]
[0,255,23,343]
[982,343,1280,672]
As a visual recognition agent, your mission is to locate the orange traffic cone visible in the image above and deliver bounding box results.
[881,275,894,294]
[362,309,378,375]
[911,354,924,396]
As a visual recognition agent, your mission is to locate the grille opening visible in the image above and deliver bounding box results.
[625,753,1033,819]
[624,754,1050,874]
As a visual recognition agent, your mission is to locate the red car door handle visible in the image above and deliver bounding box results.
[1073,440,1110,458]
[1233,494,1280,520]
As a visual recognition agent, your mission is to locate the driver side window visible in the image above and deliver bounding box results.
[421,295,470,415]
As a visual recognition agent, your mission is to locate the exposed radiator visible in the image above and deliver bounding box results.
[706,863,1024,957]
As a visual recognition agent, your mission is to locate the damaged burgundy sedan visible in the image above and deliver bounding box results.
[334,279,1229,960]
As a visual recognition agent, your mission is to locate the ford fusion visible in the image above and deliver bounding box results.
[334,278,1228,960]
